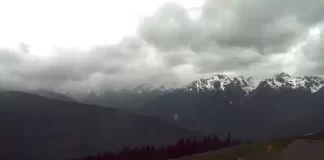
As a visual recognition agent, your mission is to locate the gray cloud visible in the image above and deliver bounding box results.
[2,0,324,95]
[0,37,180,94]
[138,3,198,52]
[19,43,30,54]
[0,49,23,66]
[192,49,263,73]
[139,0,324,54]
[299,26,324,75]
[136,0,324,79]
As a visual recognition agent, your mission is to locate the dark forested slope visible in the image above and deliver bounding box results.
[0,91,196,160]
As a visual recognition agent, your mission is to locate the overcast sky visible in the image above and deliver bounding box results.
[1,0,324,94]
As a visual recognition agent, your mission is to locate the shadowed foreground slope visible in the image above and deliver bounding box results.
[0,91,195,160]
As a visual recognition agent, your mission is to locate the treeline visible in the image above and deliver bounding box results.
[71,133,251,160]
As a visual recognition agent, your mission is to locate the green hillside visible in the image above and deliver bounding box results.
[175,132,324,160]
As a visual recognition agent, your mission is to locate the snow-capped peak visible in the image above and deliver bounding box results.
[262,72,324,93]
[275,72,291,78]
[184,74,256,94]
[233,76,256,93]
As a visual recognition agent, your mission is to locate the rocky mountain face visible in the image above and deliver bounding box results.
[258,72,324,93]
[182,74,256,105]
[183,74,256,94]
[183,72,324,95]
[138,72,324,140]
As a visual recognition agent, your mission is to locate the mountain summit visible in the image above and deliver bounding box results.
[260,72,324,93]
[138,72,324,140]
[80,72,324,111]
[183,74,256,95]
[183,72,324,95]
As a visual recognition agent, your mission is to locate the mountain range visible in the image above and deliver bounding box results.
[56,72,324,140]
[137,72,324,140]
[1,72,324,159]
[80,72,324,109]
[9,72,324,112]
[182,72,324,94]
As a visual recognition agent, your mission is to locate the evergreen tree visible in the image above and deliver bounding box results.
[71,132,250,160]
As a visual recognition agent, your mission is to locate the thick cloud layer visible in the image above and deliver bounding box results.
[299,25,324,75]
[138,0,324,78]
[139,0,324,53]
[0,37,186,94]
[1,0,324,95]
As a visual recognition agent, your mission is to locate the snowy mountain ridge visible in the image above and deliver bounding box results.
[263,72,324,93]
[183,74,256,94]
[183,72,324,95]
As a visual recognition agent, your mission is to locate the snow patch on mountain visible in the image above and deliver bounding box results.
[82,72,324,98]
[184,74,256,94]
[234,76,256,93]
[263,72,324,93]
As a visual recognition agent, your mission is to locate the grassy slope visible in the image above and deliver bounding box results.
[176,132,324,160]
